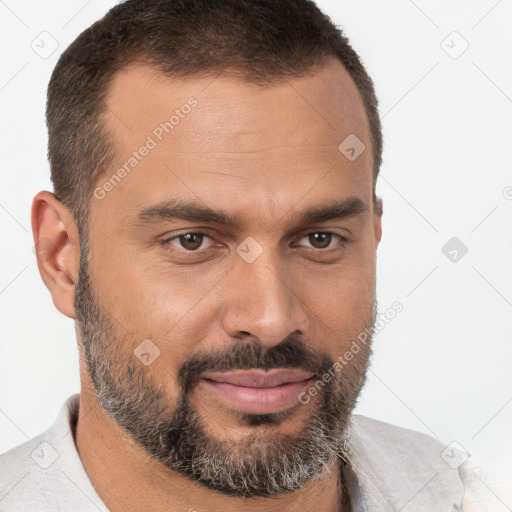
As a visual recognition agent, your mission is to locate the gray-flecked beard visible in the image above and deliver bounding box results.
[75,237,376,498]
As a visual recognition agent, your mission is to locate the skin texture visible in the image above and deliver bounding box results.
[32,58,382,512]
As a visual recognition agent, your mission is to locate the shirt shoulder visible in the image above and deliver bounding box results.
[344,414,482,512]
[0,395,108,512]
[348,414,451,460]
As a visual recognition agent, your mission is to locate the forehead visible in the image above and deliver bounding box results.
[93,59,373,229]
[105,58,370,147]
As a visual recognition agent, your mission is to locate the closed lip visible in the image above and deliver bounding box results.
[202,368,315,388]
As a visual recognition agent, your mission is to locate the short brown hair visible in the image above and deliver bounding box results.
[47,0,383,234]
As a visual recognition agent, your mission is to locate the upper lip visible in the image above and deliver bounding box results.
[202,369,315,388]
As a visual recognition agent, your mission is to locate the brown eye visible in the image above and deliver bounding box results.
[297,232,345,250]
[178,233,204,250]
[308,233,332,249]
[165,232,211,251]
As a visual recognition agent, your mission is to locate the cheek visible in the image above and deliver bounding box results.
[121,269,228,370]
[297,247,376,352]
[90,236,222,327]
[301,241,376,309]
[307,278,374,353]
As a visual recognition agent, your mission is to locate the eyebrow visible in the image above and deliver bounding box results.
[133,196,367,230]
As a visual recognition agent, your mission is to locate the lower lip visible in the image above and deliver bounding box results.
[201,378,315,414]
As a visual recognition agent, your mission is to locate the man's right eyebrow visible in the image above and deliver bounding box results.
[133,200,245,230]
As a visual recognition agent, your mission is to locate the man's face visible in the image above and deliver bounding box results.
[76,59,381,497]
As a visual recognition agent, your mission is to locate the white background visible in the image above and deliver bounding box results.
[1,0,511,506]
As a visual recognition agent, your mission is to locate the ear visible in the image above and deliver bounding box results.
[373,196,383,247]
[31,191,80,319]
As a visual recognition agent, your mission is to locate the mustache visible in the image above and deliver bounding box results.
[177,337,335,394]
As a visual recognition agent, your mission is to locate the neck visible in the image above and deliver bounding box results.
[74,384,350,512]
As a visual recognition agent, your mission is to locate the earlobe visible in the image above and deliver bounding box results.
[31,191,80,319]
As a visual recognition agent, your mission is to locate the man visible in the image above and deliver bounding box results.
[0,0,488,510]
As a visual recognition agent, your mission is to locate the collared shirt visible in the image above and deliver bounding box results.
[0,394,498,511]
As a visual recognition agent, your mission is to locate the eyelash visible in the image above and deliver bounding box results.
[161,230,348,254]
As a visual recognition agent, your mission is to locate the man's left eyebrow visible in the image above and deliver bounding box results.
[131,196,367,230]
[292,197,367,226]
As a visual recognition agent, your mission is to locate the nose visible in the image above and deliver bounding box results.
[221,245,309,348]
